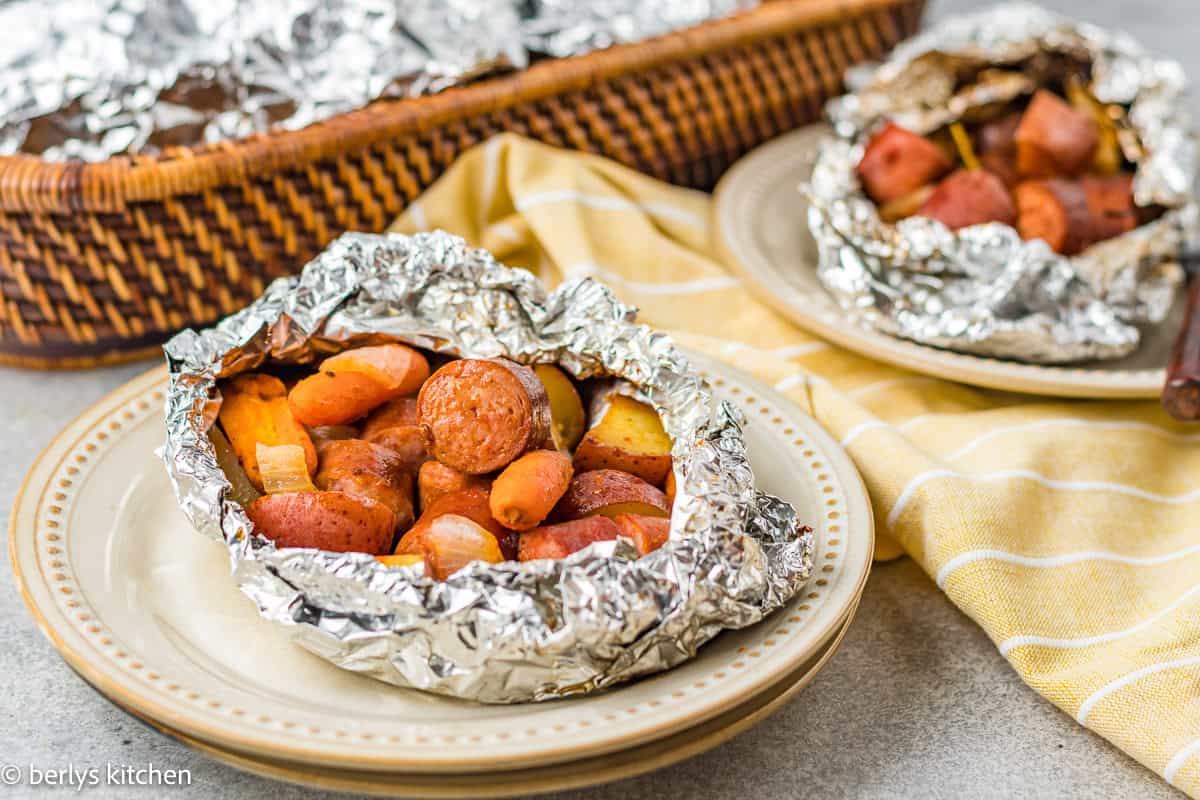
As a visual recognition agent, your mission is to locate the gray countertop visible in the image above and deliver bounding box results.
[2,1,1195,797]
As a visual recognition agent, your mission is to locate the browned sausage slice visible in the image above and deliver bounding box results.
[315,439,415,534]
[1082,173,1138,243]
[1015,90,1099,178]
[417,461,492,513]
[518,517,622,562]
[417,358,552,474]
[1015,179,1094,255]
[856,122,953,204]
[362,397,419,436]
[917,169,1017,230]
[246,491,397,554]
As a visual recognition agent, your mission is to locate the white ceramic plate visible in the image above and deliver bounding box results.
[713,126,1181,399]
[11,354,872,775]
[101,607,857,798]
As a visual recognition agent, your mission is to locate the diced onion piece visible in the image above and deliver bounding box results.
[376,554,425,571]
[948,122,981,171]
[419,514,503,580]
[256,442,317,494]
[209,427,262,507]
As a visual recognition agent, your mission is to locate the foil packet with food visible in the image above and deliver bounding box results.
[806,2,1199,363]
[161,230,813,703]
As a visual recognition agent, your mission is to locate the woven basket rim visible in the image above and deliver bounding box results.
[0,0,907,213]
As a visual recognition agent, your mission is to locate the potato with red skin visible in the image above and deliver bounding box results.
[417,461,491,513]
[1015,90,1099,178]
[664,470,677,508]
[218,373,318,490]
[917,169,1016,230]
[1015,179,1095,255]
[489,450,573,530]
[613,514,672,556]
[418,358,553,474]
[554,469,670,521]
[856,122,952,204]
[395,487,511,556]
[518,517,622,561]
[289,344,429,426]
[574,394,672,487]
[246,491,396,554]
[314,439,414,533]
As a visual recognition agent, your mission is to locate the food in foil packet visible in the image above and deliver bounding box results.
[0,0,757,161]
[161,231,813,703]
[806,3,1199,363]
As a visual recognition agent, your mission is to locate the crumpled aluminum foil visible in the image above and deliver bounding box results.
[160,230,813,703]
[806,3,1199,363]
[520,0,757,58]
[0,0,526,162]
[0,0,754,162]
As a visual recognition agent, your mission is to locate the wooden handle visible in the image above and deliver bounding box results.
[1163,276,1200,421]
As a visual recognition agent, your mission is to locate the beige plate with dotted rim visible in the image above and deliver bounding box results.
[10,354,872,775]
[713,125,1183,399]
[96,603,857,798]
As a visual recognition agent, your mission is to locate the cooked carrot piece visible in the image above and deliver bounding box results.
[489,450,573,530]
[218,373,317,490]
[322,344,430,395]
[289,345,430,426]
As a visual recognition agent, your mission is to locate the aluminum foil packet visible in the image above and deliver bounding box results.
[160,230,813,703]
[0,0,754,162]
[520,0,757,58]
[806,3,1199,363]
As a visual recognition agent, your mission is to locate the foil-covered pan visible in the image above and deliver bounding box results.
[806,3,1199,364]
[0,0,755,162]
[160,230,813,703]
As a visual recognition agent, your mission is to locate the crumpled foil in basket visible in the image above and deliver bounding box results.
[160,230,813,703]
[0,0,755,162]
[806,3,1199,363]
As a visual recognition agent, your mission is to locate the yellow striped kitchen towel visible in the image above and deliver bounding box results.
[390,133,1200,797]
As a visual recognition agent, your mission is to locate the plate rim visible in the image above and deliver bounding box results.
[10,357,872,772]
[97,602,859,798]
[712,127,1168,400]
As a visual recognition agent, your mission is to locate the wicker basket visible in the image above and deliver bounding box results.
[0,0,925,368]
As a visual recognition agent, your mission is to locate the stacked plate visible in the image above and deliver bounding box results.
[10,354,872,796]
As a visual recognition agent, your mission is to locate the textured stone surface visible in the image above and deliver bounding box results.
[1,2,1195,796]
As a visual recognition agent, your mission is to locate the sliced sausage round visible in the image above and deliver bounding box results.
[417,358,552,474]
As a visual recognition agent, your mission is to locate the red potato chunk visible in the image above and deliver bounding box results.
[518,517,622,562]
[917,169,1017,231]
[1015,90,1099,178]
[553,469,670,521]
[856,122,953,204]
[246,491,396,554]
